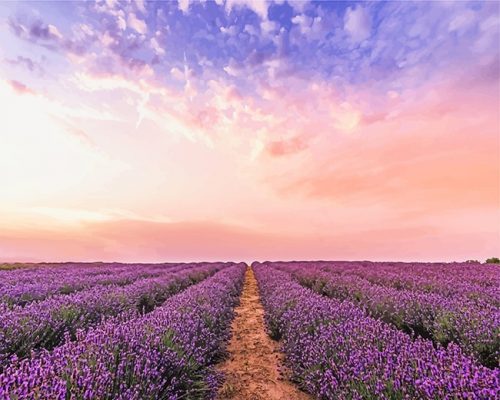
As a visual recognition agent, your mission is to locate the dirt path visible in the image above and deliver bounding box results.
[217,266,311,400]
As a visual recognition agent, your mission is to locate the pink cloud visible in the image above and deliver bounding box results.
[0,218,497,263]
[278,74,499,210]
[266,135,308,157]
[8,80,35,95]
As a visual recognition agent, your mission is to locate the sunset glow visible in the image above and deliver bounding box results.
[0,0,499,262]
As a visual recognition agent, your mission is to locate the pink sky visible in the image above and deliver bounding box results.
[0,1,499,262]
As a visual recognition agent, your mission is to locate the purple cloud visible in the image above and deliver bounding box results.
[8,16,95,56]
[4,56,45,75]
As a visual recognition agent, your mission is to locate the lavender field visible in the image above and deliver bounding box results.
[0,262,246,399]
[0,261,498,399]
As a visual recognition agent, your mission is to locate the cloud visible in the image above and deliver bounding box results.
[3,55,45,75]
[117,15,127,30]
[220,24,239,36]
[170,67,185,80]
[178,0,191,14]
[277,74,500,216]
[291,14,311,33]
[0,219,299,262]
[344,5,371,42]
[54,119,97,148]
[2,77,119,124]
[127,12,147,34]
[8,18,58,42]
[286,145,498,210]
[448,9,476,33]
[287,0,309,13]
[266,136,308,157]
[135,0,147,14]
[29,21,63,40]
[1,217,498,262]
[150,37,165,55]
[260,19,278,35]
[225,0,269,20]
[8,16,94,56]
[244,23,259,36]
[8,0,494,99]
[8,80,36,95]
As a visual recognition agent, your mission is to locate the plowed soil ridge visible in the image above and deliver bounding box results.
[217,266,311,400]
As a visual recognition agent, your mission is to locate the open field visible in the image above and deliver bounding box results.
[0,261,498,399]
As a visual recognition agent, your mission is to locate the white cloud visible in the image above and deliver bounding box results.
[135,0,147,14]
[291,14,311,34]
[223,65,239,77]
[291,14,310,27]
[479,14,499,33]
[448,10,475,33]
[225,0,269,20]
[170,67,184,81]
[291,13,325,40]
[127,12,147,34]
[287,0,309,13]
[223,59,242,77]
[260,20,278,35]
[101,31,116,47]
[47,24,63,40]
[244,24,259,36]
[344,5,371,42]
[178,0,191,14]
[117,15,127,30]
[150,37,165,55]
[73,23,95,40]
[220,25,239,36]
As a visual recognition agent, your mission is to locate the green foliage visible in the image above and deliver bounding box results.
[0,263,31,270]
[485,257,500,264]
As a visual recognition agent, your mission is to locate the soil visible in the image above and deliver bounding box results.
[217,266,312,400]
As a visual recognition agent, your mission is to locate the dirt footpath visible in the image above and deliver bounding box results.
[217,266,311,400]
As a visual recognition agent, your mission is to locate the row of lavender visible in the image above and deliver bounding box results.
[254,262,499,399]
[274,262,499,368]
[0,262,183,306]
[298,261,499,305]
[0,263,246,398]
[0,262,228,369]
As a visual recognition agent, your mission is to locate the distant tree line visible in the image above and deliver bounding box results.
[464,258,499,264]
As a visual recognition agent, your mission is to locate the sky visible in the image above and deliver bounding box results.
[0,0,499,263]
